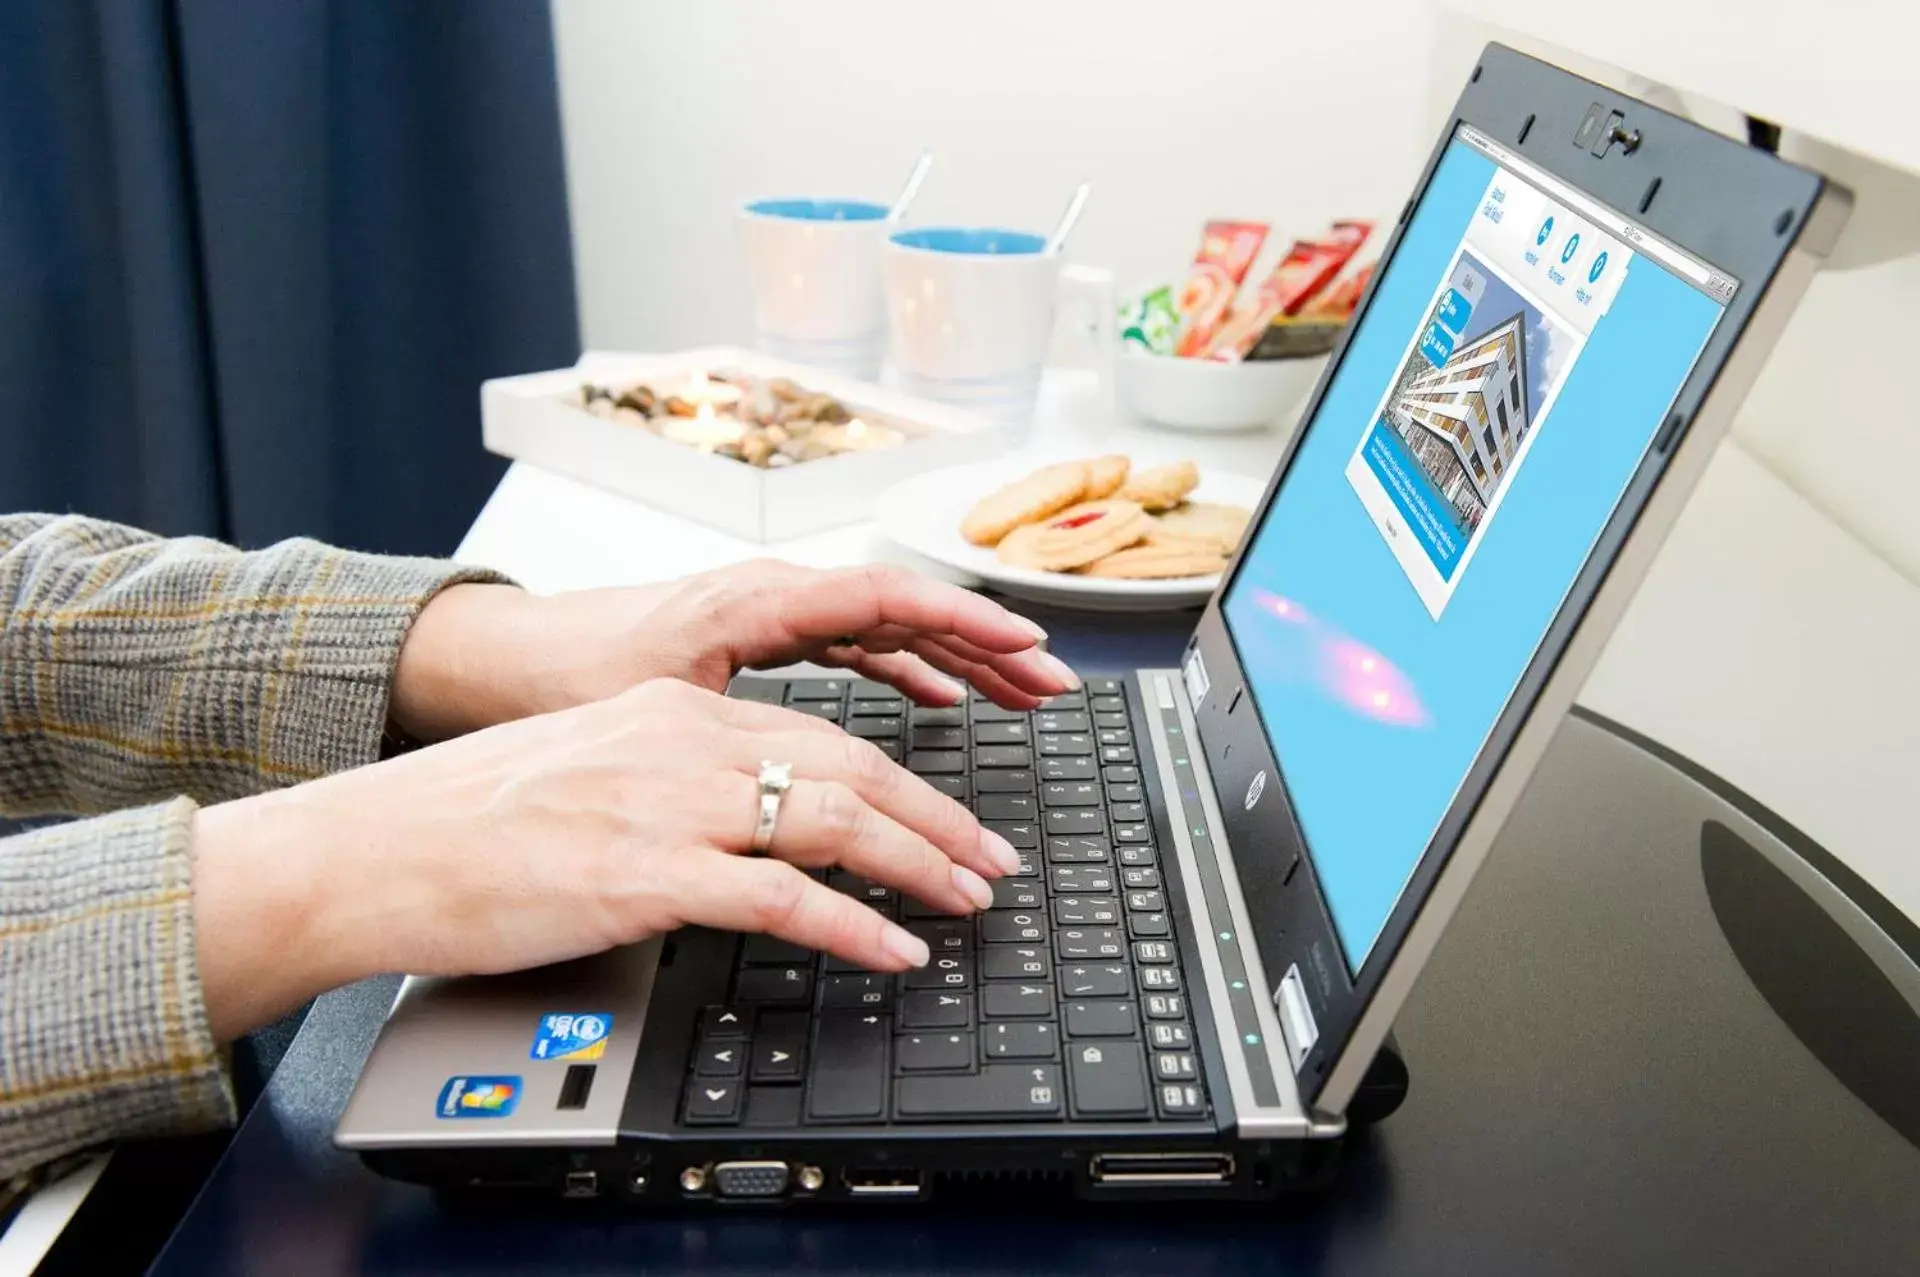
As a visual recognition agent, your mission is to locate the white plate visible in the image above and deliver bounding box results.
[876,456,1269,613]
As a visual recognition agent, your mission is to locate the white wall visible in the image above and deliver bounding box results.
[550,0,1437,354]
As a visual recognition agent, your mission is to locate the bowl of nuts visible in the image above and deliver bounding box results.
[481,348,1011,542]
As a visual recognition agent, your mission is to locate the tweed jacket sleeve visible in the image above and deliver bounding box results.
[0,513,509,1187]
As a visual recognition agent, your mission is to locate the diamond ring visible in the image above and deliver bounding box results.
[750,760,794,853]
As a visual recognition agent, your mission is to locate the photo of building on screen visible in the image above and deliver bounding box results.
[1385,313,1531,536]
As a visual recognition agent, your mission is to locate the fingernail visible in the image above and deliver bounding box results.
[951,863,995,911]
[935,675,966,705]
[1036,650,1081,690]
[982,831,1022,877]
[1015,615,1049,642]
[883,925,931,969]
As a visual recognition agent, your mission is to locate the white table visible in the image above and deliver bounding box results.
[457,369,1920,924]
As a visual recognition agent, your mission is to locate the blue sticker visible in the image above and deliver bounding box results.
[437,1074,521,1119]
[531,1012,613,1062]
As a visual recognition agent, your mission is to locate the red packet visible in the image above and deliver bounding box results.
[1204,221,1372,361]
[1171,220,1269,357]
[1303,259,1375,318]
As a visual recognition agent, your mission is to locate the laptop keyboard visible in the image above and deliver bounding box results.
[680,676,1209,1129]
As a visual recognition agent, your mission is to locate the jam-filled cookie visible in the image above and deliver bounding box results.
[996,499,1149,571]
[1081,541,1228,579]
[960,462,1090,546]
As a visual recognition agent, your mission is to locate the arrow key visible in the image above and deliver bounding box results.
[684,1078,742,1125]
[695,1041,745,1077]
[750,1010,808,1083]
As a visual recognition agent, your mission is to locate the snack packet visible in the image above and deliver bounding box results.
[1204,220,1372,362]
[1171,220,1269,357]
[1119,285,1181,355]
[1301,259,1374,319]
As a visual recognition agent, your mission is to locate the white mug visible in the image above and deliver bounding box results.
[882,227,1114,435]
[736,199,891,381]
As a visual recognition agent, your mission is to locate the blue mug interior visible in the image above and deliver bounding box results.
[746,198,889,222]
[890,227,1047,256]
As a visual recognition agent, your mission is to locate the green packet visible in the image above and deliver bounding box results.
[1119,285,1180,355]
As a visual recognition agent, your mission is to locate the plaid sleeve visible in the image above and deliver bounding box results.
[0,513,510,815]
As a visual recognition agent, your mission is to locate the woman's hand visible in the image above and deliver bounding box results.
[390,561,1078,741]
[190,679,1020,1041]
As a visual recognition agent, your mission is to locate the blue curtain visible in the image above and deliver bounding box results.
[0,0,579,554]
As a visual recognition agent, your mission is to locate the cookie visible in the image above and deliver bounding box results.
[1151,501,1252,553]
[1081,542,1228,580]
[961,462,1090,546]
[1083,454,1131,500]
[1001,499,1150,571]
[1120,460,1200,512]
[993,522,1049,570]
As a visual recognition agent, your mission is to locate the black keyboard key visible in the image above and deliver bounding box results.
[821,973,894,1010]
[912,705,965,727]
[899,990,972,1029]
[907,919,972,952]
[981,981,1054,1018]
[1052,865,1114,894]
[849,716,904,739]
[1041,756,1096,782]
[731,679,785,704]
[1149,1022,1193,1050]
[823,952,877,973]
[1059,964,1130,998]
[904,953,973,991]
[1041,781,1100,807]
[830,872,896,906]
[1122,866,1161,890]
[1055,928,1125,959]
[1109,802,1146,824]
[924,774,969,801]
[807,1011,889,1121]
[851,698,903,716]
[788,679,849,702]
[695,1040,745,1077]
[685,1078,743,1125]
[1045,809,1105,836]
[751,1012,809,1081]
[875,738,902,762]
[1097,729,1131,747]
[895,1064,1063,1121]
[1129,911,1171,938]
[973,721,1029,745]
[980,910,1047,944]
[1094,711,1129,731]
[1138,966,1181,992]
[908,750,965,775]
[1114,824,1151,844]
[1126,890,1165,912]
[1144,994,1186,1020]
[736,965,813,1003]
[984,820,1039,850]
[1068,1040,1150,1117]
[977,794,1037,822]
[1106,782,1143,803]
[976,769,1035,793]
[1012,850,1042,878]
[1046,836,1110,864]
[1064,1001,1138,1038]
[969,701,1025,722]
[1155,1051,1199,1082]
[1054,896,1121,926]
[1085,677,1125,696]
[896,1032,972,1073]
[699,1006,751,1038]
[979,945,1050,981]
[1157,1082,1207,1118]
[741,935,814,966]
[989,879,1044,910]
[744,1085,802,1128]
[1039,733,1094,757]
[1134,940,1175,964]
[984,1021,1058,1059]
[976,745,1033,769]
[1119,846,1156,867]
[902,896,963,921]
[1090,695,1125,713]
[1035,711,1090,734]
[1101,746,1137,765]
[1103,765,1140,784]
[792,701,843,722]
[851,679,899,699]
[911,726,965,750]
[1042,689,1088,710]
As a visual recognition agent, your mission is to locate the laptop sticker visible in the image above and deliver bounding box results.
[531,1012,613,1062]
[437,1075,521,1119]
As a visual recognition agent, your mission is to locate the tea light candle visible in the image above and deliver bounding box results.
[818,417,905,452]
[659,402,747,450]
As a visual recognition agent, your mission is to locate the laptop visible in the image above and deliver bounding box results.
[336,44,1848,1201]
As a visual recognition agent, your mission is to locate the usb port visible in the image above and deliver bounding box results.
[842,1168,923,1198]
[1088,1153,1234,1186]
[562,1170,599,1198]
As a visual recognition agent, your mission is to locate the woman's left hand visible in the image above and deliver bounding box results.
[391,560,1079,741]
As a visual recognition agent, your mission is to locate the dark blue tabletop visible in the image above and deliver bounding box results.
[153,605,1920,1276]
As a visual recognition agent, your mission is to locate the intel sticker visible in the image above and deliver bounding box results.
[437,1074,520,1119]
[531,1012,612,1062]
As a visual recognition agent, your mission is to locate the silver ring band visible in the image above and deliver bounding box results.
[751,760,793,854]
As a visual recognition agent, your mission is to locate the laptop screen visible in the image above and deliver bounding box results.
[1221,127,1734,973]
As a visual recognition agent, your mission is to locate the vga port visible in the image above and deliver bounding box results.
[712,1160,790,1198]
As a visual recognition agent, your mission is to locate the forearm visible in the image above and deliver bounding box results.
[0,513,508,815]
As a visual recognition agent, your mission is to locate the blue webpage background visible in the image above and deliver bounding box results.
[1221,139,1723,971]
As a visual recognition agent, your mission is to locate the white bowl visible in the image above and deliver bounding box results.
[1116,347,1327,434]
